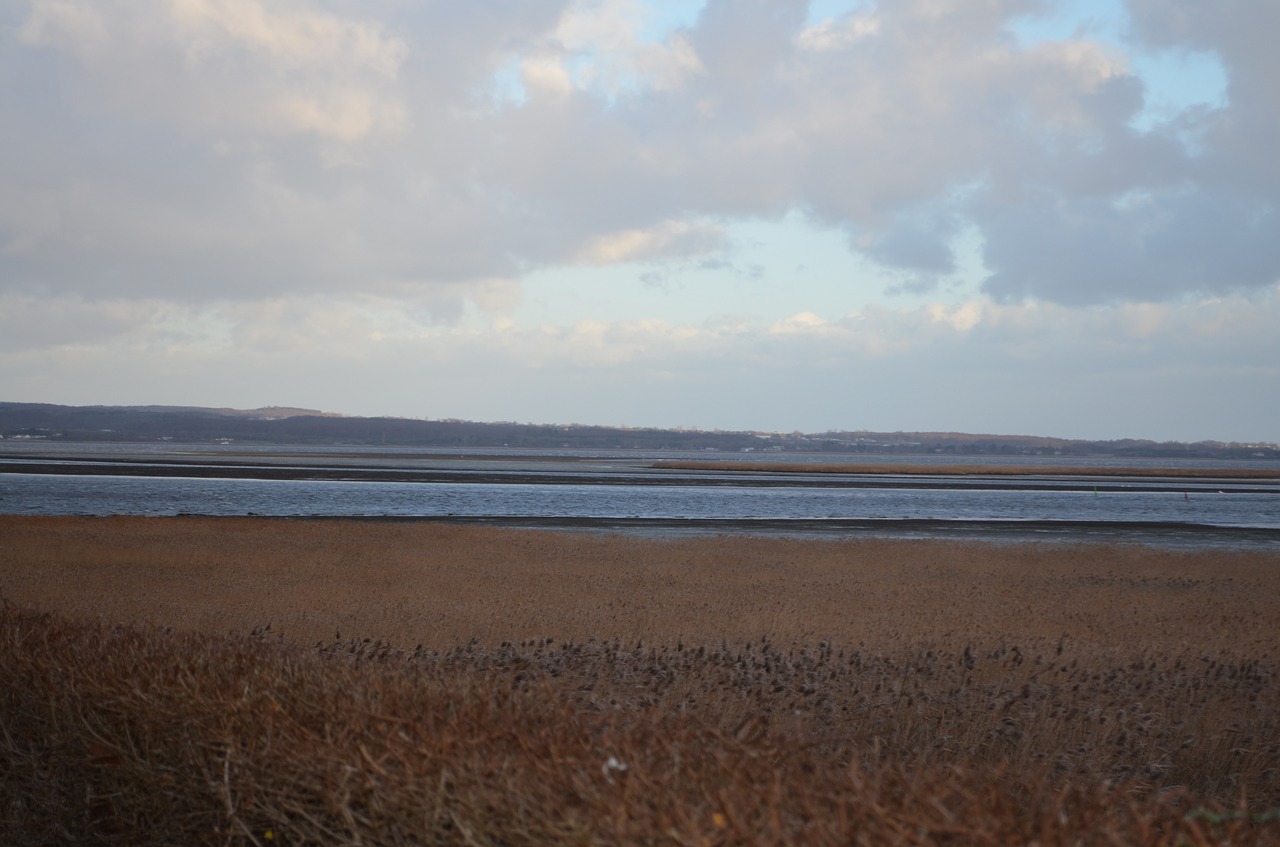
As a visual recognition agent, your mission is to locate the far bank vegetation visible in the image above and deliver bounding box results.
[652,460,1280,479]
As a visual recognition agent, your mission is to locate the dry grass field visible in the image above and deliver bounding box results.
[3,515,1280,844]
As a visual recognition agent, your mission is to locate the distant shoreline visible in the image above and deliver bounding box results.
[4,456,1278,493]
[652,460,1280,480]
[279,514,1280,550]
[5,513,1274,550]
[5,402,1278,460]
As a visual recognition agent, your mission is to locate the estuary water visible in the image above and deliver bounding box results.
[3,443,1278,548]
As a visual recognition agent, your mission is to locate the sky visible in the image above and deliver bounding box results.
[2,0,1278,443]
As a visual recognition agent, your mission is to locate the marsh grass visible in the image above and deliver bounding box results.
[3,516,1280,844]
[5,516,1278,651]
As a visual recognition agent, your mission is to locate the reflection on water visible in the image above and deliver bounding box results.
[3,473,1277,530]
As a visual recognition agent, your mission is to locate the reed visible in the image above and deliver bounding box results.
[3,516,1279,844]
[3,516,1277,651]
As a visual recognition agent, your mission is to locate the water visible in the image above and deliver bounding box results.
[3,471,1277,535]
[2,444,1277,548]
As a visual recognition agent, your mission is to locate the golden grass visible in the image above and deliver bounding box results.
[652,460,1280,479]
[3,516,1280,844]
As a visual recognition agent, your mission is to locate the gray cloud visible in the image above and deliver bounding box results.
[980,185,1280,304]
[968,1,1280,303]
[691,0,809,88]
[2,0,1278,317]
[1,0,575,308]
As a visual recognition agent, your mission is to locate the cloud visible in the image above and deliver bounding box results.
[0,293,171,352]
[926,301,984,332]
[523,0,706,97]
[573,219,725,264]
[768,311,832,335]
[2,0,575,309]
[969,0,1280,303]
[796,9,881,53]
[979,185,1280,304]
[6,0,1279,313]
[18,0,410,141]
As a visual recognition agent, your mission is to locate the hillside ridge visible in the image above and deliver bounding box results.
[1,402,1275,459]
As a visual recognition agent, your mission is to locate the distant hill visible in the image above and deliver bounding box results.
[0,402,1276,459]
[96,405,339,419]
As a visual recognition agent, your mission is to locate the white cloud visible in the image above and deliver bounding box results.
[573,219,725,264]
[19,0,410,141]
[169,0,407,77]
[634,34,705,90]
[520,54,576,98]
[796,10,880,52]
[926,301,983,332]
[768,311,832,335]
[514,0,705,100]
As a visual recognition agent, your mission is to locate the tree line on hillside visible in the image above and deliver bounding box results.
[0,402,1275,459]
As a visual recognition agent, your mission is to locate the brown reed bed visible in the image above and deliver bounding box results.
[4,609,1279,845]
[5,516,1280,652]
[3,516,1280,844]
[651,460,1280,479]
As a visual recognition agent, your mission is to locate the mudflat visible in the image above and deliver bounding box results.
[3,514,1277,653]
